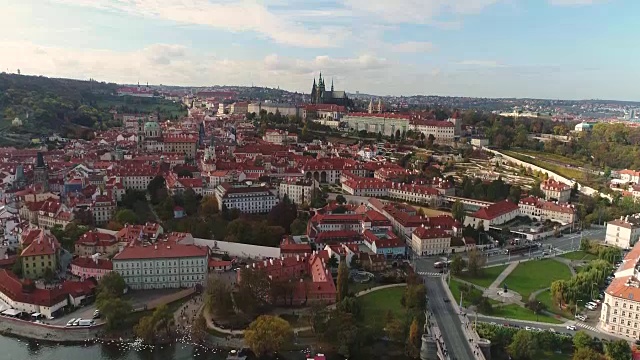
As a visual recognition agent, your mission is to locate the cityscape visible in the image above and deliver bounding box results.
[2,1,640,360]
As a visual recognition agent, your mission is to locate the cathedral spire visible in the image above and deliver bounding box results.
[319,72,323,86]
[331,78,334,91]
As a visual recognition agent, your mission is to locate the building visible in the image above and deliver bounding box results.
[229,102,248,115]
[20,230,61,279]
[310,73,349,107]
[91,194,116,225]
[541,179,572,203]
[574,122,593,132]
[0,270,68,319]
[470,138,489,147]
[74,230,119,258]
[215,182,279,214]
[464,200,520,229]
[263,129,298,145]
[163,133,199,158]
[619,170,640,184]
[599,242,640,340]
[70,256,113,281]
[112,242,208,290]
[342,113,410,137]
[362,229,405,258]
[411,227,451,256]
[605,214,640,249]
[279,178,315,205]
[410,119,456,144]
[518,197,577,225]
[248,102,301,118]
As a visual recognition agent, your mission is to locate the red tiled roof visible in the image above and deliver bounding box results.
[113,243,207,260]
[470,200,520,220]
[71,257,113,270]
[0,270,67,307]
[76,230,117,246]
[413,227,451,239]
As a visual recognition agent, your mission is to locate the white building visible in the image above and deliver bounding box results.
[464,200,521,229]
[248,102,301,118]
[263,129,298,145]
[541,179,572,203]
[279,178,315,205]
[605,214,640,249]
[411,227,451,256]
[410,119,456,143]
[518,197,576,225]
[112,243,208,290]
[215,182,279,214]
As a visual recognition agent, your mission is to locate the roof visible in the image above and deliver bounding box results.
[71,257,113,270]
[470,200,520,220]
[0,270,68,307]
[413,227,451,239]
[20,232,60,257]
[113,243,208,260]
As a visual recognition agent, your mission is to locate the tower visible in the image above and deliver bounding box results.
[311,78,317,104]
[368,98,374,114]
[34,152,49,191]
[331,78,334,92]
[137,118,144,151]
[204,134,216,162]
[198,121,206,147]
[318,72,325,104]
[377,98,383,113]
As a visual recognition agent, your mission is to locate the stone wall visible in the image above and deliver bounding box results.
[0,316,101,342]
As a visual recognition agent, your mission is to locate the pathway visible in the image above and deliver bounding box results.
[487,262,519,291]
[552,257,577,276]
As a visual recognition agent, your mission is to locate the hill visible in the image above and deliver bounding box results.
[0,73,187,145]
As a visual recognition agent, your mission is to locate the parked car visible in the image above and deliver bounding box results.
[66,318,77,327]
[566,325,577,331]
[549,328,556,333]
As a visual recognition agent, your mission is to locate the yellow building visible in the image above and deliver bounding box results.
[20,230,61,279]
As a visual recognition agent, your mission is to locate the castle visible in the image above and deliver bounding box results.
[310,73,349,107]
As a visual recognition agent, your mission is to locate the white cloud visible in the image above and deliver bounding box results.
[50,0,346,48]
[390,41,435,53]
[341,0,501,25]
[549,0,605,5]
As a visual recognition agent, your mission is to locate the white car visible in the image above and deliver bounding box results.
[566,325,577,331]
[549,328,556,333]
[576,315,587,321]
[525,326,533,331]
[66,318,77,327]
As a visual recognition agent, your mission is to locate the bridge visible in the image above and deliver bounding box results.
[443,196,493,211]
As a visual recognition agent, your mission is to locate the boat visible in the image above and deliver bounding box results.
[226,349,247,360]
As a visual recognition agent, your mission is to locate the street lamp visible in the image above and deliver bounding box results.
[575,299,583,319]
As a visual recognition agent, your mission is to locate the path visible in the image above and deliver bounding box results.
[552,256,577,276]
[487,262,519,291]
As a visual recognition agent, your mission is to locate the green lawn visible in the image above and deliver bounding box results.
[559,251,598,261]
[456,265,509,289]
[492,304,563,324]
[448,279,499,308]
[359,286,407,330]
[503,259,573,300]
[503,150,593,185]
[510,149,585,167]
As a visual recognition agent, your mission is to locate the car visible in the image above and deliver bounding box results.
[566,325,577,331]
[66,318,77,327]
[72,318,81,326]
[549,328,556,333]
[92,313,101,319]
[525,326,533,331]
[576,315,587,321]
[443,297,450,303]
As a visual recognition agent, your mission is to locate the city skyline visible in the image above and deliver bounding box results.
[1,0,638,101]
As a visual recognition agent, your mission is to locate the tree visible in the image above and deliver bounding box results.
[385,314,404,342]
[98,296,132,331]
[181,188,199,216]
[290,218,307,236]
[524,300,547,321]
[406,317,421,358]
[43,267,55,283]
[451,200,465,223]
[97,272,126,298]
[134,315,155,343]
[336,194,347,204]
[328,254,339,268]
[466,248,486,277]
[550,280,567,307]
[114,208,139,225]
[572,347,604,360]
[106,220,123,231]
[244,315,293,357]
[507,330,538,360]
[199,196,219,216]
[151,304,173,335]
[205,275,234,317]
[337,261,349,302]
[236,268,271,313]
[11,257,22,277]
[573,331,592,350]
[403,283,427,311]
[450,254,466,276]
[267,195,298,233]
[604,339,632,360]
[147,175,166,205]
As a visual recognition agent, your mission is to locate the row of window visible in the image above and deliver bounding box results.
[127,274,205,282]
[115,259,206,268]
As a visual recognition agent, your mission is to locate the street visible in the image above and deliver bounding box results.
[424,276,476,360]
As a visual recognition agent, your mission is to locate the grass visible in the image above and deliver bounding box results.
[503,150,593,185]
[492,304,563,324]
[559,251,598,261]
[503,259,573,300]
[448,279,499,308]
[412,205,451,217]
[456,265,509,289]
[510,149,585,167]
[536,289,574,320]
[359,286,407,330]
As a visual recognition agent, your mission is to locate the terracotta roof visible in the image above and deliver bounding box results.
[413,227,451,239]
[0,270,67,307]
[470,200,520,220]
[71,257,113,270]
[113,243,207,260]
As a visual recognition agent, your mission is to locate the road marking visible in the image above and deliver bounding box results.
[418,271,442,277]
[577,323,599,332]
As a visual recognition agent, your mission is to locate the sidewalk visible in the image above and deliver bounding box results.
[487,262,518,290]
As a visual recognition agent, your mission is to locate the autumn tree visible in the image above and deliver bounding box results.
[199,196,219,216]
[134,315,155,343]
[267,195,297,233]
[336,260,349,301]
[236,268,271,313]
[507,330,538,360]
[451,200,465,223]
[450,254,466,275]
[572,348,603,360]
[466,248,486,277]
[205,275,234,317]
[191,315,208,345]
[244,315,293,357]
[406,317,421,358]
[290,218,307,235]
[550,280,567,307]
[385,310,404,342]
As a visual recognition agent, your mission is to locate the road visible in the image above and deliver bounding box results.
[424,276,476,360]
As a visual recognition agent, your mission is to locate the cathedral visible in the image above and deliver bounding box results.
[310,73,350,107]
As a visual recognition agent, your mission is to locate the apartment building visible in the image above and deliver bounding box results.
[605,214,640,249]
[263,129,298,145]
[214,182,279,214]
[541,179,572,203]
[463,200,520,229]
[410,119,455,143]
[112,242,208,290]
[279,178,315,205]
[518,197,577,225]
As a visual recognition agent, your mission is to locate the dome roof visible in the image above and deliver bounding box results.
[144,121,160,131]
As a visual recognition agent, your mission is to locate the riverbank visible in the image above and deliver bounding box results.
[0,316,101,342]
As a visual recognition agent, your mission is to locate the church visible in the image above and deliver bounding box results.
[310,73,350,107]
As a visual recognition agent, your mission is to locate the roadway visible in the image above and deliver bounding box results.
[424,276,476,360]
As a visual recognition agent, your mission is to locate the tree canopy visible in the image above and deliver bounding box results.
[244,315,293,356]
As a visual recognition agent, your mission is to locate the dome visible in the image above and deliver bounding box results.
[144,121,160,131]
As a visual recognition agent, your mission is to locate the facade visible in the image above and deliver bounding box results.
[70,257,113,281]
[163,133,199,158]
[112,243,208,290]
[310,73,349,107]
[279,178,315,205]
[605,214,640,249]
[0,270,69,319]
[215,182,279,214]
[343,113,410,137]
[33,152,49,192]
[362,229,405,258]
[263,129,298,145]
[248,102,301,118]
[91,194,116,225]
[411,227,451,256]
[518,197,577,225]
[20,230,61,279]
[541,179,572,203]
[410,120,456,143]
[74,230,119,258]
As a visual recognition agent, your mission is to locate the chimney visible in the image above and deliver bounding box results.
[154,244,157,250]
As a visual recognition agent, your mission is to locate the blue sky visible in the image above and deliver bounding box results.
[0,0,637,100]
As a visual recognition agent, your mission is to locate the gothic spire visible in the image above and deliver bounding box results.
[331,78,334,91]
[319,72,323,86]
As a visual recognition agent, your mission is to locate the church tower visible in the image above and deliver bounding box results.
[318,72,325,104]
[34,152,49,191]
[198,121,206,147]
[137,118,144,151]
[368,98,374,114]
[377,98,383,113]
[311,78,318,104]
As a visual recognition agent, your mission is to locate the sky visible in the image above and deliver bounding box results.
[0,0,638,100]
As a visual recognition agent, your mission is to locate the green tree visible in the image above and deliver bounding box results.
[336,194,347,204]
[451,200,465,223]
[572,330,592,349]
[236,268,271,313]
[572,347,603,360]
[97,271,126,297]
[98,297,132,331]
[604,339,632,360]
[290,218,307,235]
[11,257,22,277]
[199,196,219,216]
[147,175,167,204]
[134,315,155,343]
[507,330,538,360]
[466,248,486,277]
[43,267,55,283]
[205,275,234,317]
[114,208,139,225]
[328,254,339,268]
[337,261,349,302]
[244,315,293,357]
[267,195,298,233]
[181,188,199,216]
[450,254,466,276]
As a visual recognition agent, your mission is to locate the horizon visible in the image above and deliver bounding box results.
[2,1,639,101]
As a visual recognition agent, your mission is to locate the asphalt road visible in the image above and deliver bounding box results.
[424,276,476,360]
